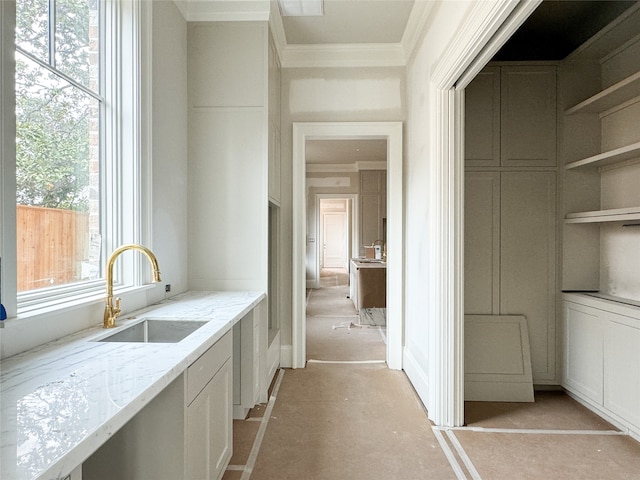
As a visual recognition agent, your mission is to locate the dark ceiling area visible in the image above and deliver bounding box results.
[493,0,638,61]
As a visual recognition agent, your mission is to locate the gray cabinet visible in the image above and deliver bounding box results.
[465,65,557,168]
[359,170,386,251]
[465,171,557,383]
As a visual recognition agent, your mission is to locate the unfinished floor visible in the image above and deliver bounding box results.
[223,268,640,479]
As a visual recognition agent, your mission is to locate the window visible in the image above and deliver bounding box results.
[15,0,146,313]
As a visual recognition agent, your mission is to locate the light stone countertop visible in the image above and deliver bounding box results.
[350,258,387,269]
[0,290,265,480]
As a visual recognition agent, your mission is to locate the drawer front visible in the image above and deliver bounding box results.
[187,331,232,405]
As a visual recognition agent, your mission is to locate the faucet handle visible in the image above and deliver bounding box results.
[114,297,122,319]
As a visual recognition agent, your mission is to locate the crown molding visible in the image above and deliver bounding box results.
[268,0,287,60]
[174,0,270,22]
[281,43,406,68]
[401,0,436,64]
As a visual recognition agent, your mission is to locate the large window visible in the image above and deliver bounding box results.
[15,0,144,312]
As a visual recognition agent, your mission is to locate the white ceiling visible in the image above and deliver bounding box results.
[281,0,415,45]
[306,139,387,168]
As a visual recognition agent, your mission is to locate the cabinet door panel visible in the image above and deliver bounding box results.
[465,66,500,167]
[563,302,603,403]
[464,172,500,314]
[604,316,640,428]
[186,359,232,480]
[500,172,556,381]
[501,66,557,167]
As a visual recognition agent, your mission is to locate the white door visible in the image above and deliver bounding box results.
[323,212,347,268]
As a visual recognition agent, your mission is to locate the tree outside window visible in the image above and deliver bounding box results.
[15,0,102,292]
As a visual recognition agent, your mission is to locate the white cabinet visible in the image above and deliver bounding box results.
[603,314,640,429]
[563,301,603,404]
[563,295,640,438]
[82,332,233,480]
[186,331,233,480]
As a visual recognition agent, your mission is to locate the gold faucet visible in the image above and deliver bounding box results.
[104,244,161,328]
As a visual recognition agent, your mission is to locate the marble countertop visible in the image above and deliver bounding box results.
[0,290,265,480]
[350,258,387,268]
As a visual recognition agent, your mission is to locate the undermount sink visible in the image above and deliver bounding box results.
[96,319,207,343]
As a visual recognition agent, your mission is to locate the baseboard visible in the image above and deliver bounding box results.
[280,344,293,368]
[403,346,430,411]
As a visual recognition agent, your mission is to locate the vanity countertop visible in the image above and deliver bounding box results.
[0,290,265,480]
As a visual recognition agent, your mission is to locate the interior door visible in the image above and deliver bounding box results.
[323,212,347,268]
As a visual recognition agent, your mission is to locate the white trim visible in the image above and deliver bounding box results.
[293,122,403,370]
[175,0,270,22]
[401,0,436,64]
[0,0,17,321]
[426,0,541,427]
[403,346,429,404]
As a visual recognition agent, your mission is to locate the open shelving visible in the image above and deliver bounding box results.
[565,206,640,224]
[565,141,640,170]
[565,70,640,115]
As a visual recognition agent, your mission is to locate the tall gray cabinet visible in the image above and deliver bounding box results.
[465,64,558,386]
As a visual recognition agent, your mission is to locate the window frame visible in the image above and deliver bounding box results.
[13,0,152,317]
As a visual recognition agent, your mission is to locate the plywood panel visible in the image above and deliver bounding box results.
[465,315,534,402]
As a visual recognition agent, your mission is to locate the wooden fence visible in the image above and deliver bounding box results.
[17,205,90,292]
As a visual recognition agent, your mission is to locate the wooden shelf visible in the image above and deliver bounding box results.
[565,71,640,115]
[565,141,640,170]
[565,206,640,224]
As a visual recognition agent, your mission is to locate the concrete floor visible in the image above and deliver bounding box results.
[223,268,640,479]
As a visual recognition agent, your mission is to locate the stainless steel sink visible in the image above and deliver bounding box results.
[96,319,207,343]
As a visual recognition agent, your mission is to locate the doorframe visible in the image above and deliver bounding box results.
[293,122,403,369]
[316,194,357,284]
[428,0,542,427]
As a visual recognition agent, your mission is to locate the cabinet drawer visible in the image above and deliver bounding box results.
[187,331,232,405]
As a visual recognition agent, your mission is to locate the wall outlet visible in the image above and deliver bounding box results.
[165,284,171,293]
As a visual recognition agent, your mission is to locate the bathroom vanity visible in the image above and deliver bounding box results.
[349,258,386,312]
[0,291,265,480]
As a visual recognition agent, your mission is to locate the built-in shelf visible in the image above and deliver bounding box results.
[565,70,640,115]
[565,206,640,224]
[565,141,640,170]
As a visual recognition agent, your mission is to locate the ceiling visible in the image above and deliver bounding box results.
[281,0,414,45]
[299,0,638,166]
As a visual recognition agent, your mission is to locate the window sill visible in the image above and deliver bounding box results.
[9,284,157,325]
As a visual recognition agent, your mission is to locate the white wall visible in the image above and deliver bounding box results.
[0,1,189,358]
[280,66,405,351]
[152,1,190,298]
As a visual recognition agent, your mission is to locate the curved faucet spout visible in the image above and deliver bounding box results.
[104,244,161,328]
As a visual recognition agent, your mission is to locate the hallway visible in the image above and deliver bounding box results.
[223,269,640,479]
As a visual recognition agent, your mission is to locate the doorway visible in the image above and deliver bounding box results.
[321,202,348,269]
[292,122,403,370]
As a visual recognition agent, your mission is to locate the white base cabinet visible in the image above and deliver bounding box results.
[82,331,233,480]
[563,295,640,439]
